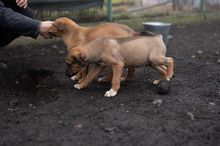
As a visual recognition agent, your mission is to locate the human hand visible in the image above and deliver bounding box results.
[39,21,54,39]
[16,0,28,9]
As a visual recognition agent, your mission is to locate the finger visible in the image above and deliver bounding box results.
[23,3,28,9]
[18,1,26,8]
[17,0,23,6]
[17,0,27,8]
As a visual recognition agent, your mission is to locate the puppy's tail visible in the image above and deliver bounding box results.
[133,31,156,37]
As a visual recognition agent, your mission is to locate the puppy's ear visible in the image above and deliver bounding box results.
[58,21,67,33]
[74,53,87,66]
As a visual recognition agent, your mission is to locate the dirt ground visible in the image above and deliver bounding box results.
[0,23,220,146]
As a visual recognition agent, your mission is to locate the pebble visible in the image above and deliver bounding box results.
[105,127,114,133]
[215,51,219,56]
[52,44,58,49]
[217,59,220,64]
[152,99,163,105]
[187,112,195,120]
[74,124,83,129]
[15,80,19,85]
[10,98,18,107]
[209,102,216,106]
[205,62,210,65]
[99,108,104,112]
[0,62,7,70]
[197,50,203,54]
[58,51,64,54]
[191,55,196,58]
[167,35,173,40]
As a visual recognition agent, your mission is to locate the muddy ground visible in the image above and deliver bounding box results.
[0,23,220,146]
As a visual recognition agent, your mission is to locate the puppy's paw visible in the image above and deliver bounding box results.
[104,89,117,97]
[97,78,103,82]
[153,80,160,85]
[166,77,170,81]
[71,75,77,81]
[74,84,81,90]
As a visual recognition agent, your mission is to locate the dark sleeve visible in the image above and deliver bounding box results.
[0,1,41,39]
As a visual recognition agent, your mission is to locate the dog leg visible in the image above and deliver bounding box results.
[78,65,89,83]
[158,57,174,81]
[150,55,174,84]
[166,57,174,79]
[98,70,113,82]
[104,63,123,97]
[121,68,136,82]
[151,65,167,84]
[74,64,105,89]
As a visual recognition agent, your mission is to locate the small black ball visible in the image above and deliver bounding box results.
[157,80,171,94]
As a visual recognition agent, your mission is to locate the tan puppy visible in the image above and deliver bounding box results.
[48,17,136,83]
[66,34,174,97]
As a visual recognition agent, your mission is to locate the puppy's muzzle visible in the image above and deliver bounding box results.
[65,69,76,77]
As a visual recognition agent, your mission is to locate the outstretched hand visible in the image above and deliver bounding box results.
[16,0,28,9]
[39,21,54,39]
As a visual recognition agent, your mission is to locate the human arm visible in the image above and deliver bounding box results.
[0,2,53,39]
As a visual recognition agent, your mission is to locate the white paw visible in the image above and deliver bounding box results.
[74,84,81,90]
[71,75,77,81]
[153,80,159,85]
[104,89,117,97]
[97,78,103,82]
[166,77,170,81]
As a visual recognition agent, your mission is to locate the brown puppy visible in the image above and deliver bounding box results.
[48,17,136,83]
[66,34,174,97]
